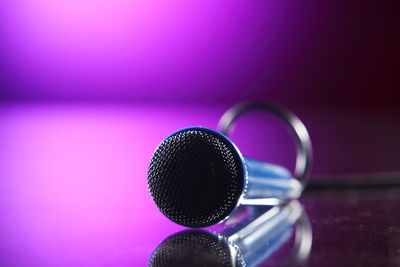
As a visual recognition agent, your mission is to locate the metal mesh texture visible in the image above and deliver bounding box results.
[148,128,244,228]
[148,230,235,267]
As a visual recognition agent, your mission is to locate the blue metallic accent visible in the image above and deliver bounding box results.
[242,157,300,201]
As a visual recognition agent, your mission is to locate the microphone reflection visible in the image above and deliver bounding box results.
[148,201,312,267]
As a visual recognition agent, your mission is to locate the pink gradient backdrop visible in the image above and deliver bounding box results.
[1,1,397,105]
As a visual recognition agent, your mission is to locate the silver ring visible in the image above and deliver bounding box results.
[217,102,312,188]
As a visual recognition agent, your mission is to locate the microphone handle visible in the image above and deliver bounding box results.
[241,157,302,205]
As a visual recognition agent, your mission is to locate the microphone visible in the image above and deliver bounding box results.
[147,103,312,228]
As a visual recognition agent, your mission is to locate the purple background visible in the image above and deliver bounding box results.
[0,0,398,106]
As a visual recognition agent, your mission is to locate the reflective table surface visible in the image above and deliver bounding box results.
[1,103,399,266]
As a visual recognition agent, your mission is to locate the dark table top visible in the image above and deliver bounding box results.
[300,188,400,267]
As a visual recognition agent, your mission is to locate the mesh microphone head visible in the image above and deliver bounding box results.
[148,127,245,228]
[148,230,236,267]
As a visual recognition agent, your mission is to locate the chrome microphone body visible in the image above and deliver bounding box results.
[241,157,302,205]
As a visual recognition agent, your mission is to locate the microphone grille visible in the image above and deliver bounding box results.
[148,230,235,267]
[148,128,244,228]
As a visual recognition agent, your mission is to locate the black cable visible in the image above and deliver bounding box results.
[304,172,400,192]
